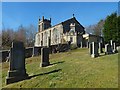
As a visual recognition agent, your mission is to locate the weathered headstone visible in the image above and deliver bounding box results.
[40,47,50,67]
[87,42,89,48]
[99,42,103,53]
[91,42,99,58]
[80,42,83,48]
[110,40,113,52]
[105,44,113,55]
[89,43,92,55]
[6,41,28,84]
[113,42,117,53]
[68,41,71,50]
[110,40,113,46]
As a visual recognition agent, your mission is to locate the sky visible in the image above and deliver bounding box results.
[2,2,118,31]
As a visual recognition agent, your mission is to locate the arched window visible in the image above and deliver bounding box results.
[53,28,60,44]
[44,32,47,46]
[36,34,40,45]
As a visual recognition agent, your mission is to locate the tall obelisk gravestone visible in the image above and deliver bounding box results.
[6,41,28,84]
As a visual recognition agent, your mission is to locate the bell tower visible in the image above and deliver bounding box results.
[38,16,51,32]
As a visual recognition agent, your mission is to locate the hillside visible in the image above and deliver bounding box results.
[2,48,118,88]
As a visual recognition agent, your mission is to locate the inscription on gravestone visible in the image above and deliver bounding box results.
[6,41,28,84]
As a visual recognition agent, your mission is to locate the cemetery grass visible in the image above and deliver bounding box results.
[2,48,118,88]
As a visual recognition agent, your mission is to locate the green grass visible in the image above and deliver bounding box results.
[2,48,118,88]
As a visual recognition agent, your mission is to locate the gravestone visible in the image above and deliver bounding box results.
[105,44,113,55]
[89,43,92,55]
[68,41,71,50]
[110,40,113,46]
[87,42,89,48]
[113,42,117,53]
[91,42,99,58]
[99,42,103,53]
[40,47,50,67]
[110,40,113,52]
[6,41,28,84]
[80,42,83,48]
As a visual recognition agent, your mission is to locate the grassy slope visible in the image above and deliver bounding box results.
[2,48,118,88]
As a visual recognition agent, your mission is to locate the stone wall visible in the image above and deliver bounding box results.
[0,47,42,62]
[0,50,10,62]
[25,47,33,58]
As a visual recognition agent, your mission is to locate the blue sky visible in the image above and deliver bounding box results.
[2,2,118,31]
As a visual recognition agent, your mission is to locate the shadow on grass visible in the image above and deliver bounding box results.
[28,69,62,79]
[4,69,62,85]
[50,61,65,66]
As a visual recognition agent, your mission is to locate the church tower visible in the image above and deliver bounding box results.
[38,16,51,32]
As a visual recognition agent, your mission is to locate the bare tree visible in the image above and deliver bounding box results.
[25,24,37,47]
[93,19,105,36]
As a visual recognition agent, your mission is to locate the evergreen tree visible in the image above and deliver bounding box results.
[117,16,120,45]
[103,13,119,45]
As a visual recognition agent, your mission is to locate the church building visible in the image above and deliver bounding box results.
[35,15,85,48]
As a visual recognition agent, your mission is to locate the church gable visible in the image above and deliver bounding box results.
[62,17,85,34]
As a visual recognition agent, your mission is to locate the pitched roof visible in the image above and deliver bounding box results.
[51,17,84,29]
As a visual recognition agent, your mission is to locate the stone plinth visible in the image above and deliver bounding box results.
[80,42,83,48]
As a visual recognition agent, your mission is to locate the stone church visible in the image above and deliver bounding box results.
[35,15,85,48]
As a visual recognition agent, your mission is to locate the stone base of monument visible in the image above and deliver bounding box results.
[105,49,113,54]
[105,52,113,55]
[6,70,28,84]
[91,53,99,58]
[40,62,50,67]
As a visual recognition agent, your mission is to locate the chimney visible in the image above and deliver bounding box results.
[50,18,51,22]
[73,14,75,18]
[38,16,40,21]
[42,16,44,21]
